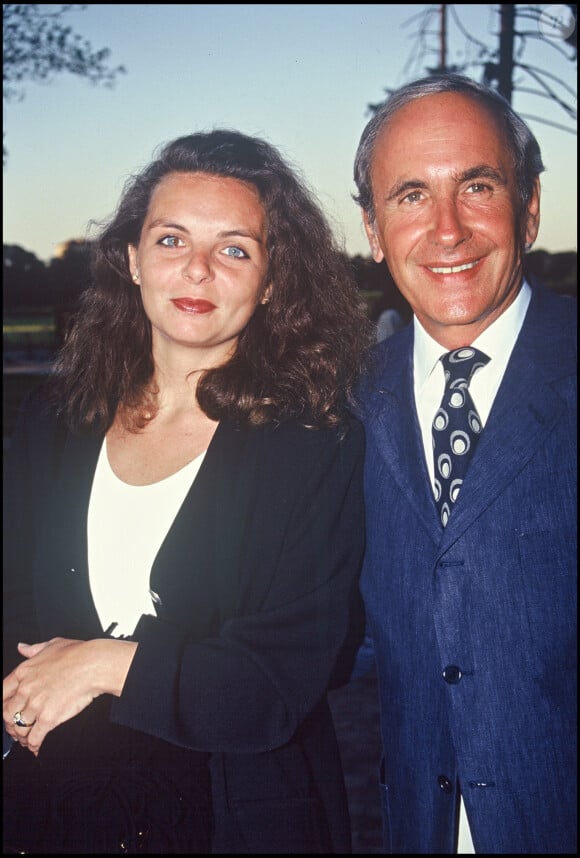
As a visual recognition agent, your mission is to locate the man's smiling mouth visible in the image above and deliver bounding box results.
[427,259,480,275]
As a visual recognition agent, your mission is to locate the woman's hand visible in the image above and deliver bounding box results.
[2,637,137,756]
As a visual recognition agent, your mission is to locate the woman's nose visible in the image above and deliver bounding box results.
[183,250,213,283]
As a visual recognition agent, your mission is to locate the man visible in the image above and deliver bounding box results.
[352,73,576,853]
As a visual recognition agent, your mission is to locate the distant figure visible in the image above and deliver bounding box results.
[376,307,403,342]
[3,129,373,854]
[352,73,577,853]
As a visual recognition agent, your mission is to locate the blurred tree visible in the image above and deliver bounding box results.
[46,239,93,346]
[349,255,413,323]
[3,243,49,308]
[3,239,92,315]
[2,241,576,336]
[3,3,125,162]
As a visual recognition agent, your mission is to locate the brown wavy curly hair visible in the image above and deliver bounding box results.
[49,129,373,433]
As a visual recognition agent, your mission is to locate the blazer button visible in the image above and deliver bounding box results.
[442,665,463,684]
[438,775,453,794]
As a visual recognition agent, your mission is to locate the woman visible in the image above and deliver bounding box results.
[3,129,373,854]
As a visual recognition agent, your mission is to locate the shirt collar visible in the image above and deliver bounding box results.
[413,279,532,391]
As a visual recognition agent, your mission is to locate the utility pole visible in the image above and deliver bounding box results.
[439,4,447,72]
[428,4,459,74]
[497,4,515,103]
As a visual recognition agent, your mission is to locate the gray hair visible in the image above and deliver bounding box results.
[353,73,544,225]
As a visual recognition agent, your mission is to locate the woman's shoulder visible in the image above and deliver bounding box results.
[222,413,365,476]
[262,411,364,449]
[219,412,364,452]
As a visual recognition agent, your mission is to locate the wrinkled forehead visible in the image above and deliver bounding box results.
[371,92,514,181]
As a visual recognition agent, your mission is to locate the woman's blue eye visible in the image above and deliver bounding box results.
[223,246,247,258]
[159,235,183,247]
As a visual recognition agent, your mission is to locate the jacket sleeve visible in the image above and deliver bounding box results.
[111,417,367,753]
[3,385,63,675]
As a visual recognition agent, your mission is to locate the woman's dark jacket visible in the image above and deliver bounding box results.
[3,387,366,853]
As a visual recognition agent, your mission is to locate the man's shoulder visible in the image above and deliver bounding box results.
[527,282,577,348]
[356,326,411,399]
[529,280,577,323]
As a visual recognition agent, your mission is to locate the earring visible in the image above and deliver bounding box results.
[525,242,533,251]
[132,272,140,282]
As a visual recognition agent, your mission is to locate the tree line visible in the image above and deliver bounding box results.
[3,239,577,334]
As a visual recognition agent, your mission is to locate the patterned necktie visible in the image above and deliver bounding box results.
[432,346,490,527]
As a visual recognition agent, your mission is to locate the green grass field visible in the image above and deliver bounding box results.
[3,314,56,349]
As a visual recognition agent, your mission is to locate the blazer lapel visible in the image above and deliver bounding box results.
[40,429,104,638]
[149,420,257,631]
[363,330,442,545]
[439,285,574,548]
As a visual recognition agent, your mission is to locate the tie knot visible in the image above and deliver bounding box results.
[441,347,490,388]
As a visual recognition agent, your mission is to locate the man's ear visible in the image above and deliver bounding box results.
[362,211,385,263]
[524,178,541,248]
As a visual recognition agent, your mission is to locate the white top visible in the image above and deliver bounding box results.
[87,440,206,638]
[412,280,532,853]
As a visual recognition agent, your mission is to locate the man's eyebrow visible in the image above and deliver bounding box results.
[385,165,507,202]
[460,165,507,185]
[385,179,428,202]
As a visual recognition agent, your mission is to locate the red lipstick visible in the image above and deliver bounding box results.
[171,298,216,314]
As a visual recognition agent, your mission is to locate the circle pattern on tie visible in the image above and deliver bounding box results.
[432,347,490,526]
[450,429,470,455]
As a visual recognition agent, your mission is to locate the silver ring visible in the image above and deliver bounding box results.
[13,711,35,728]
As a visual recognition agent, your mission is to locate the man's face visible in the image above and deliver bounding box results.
[363,92,540,349]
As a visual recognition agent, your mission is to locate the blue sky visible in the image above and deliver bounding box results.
[3,4,577,263]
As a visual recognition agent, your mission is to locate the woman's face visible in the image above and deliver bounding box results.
[128,171,271,367]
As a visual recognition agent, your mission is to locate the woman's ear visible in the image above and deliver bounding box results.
[128,245,140,283]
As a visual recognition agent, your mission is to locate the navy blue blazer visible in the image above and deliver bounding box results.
[3,393,366,854]
[355,283,577,853]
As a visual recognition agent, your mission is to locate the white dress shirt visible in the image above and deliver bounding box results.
[414,281,532,494]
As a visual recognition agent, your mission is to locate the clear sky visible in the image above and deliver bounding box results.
[3,4,577,263]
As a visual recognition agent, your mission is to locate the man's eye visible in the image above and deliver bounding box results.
[402,190,423,204]
[223,246,248,259]
[159,235,184,247]
[466,183,490,194]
